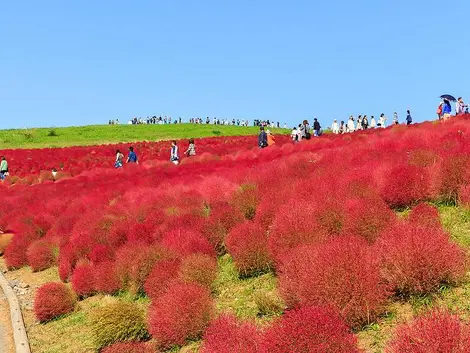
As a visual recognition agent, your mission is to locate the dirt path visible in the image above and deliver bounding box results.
[0,283,15,353]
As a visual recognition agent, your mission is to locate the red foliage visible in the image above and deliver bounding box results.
[58,244,76,282]
[144,259,181,300]
[386,310,470,353]
[26,239,58,272]
[439,154,470,203]
[225,221,273,276]
[101,342,154,353]
[380,165,432,208]
[88,244,114,264]
[376,222,467,295]
[147,282,214,349]
[260,306,362,353]
[71,262,96,298]
[201,314,261,353]
[278,236,388,328]
[4,232,39,269]
[408,203,441,228]
[34,282,76,322]
[161,227,215,258]
[179,254,218,288]
[94,261,121,295]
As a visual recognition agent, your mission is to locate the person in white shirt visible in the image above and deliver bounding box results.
[331,119,339,134]
[356,115,363,131]
[456,97,468,115]
[170,140,179,165]
[370,116,377,128]
[347,116,355,133]
[378,113,387,128]
[291,127,299,142]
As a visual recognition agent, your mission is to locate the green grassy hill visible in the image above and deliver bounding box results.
[0,124,289,149]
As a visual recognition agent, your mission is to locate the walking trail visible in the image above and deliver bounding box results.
[0,284,14,353]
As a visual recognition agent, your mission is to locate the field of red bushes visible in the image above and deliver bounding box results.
[2,116,470,352]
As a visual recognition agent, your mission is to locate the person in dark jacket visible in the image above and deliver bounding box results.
[258,126,268,148]
[406,110,413,125]
[313,118,322,137]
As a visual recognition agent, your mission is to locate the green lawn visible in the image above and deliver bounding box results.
[0,124,289,149]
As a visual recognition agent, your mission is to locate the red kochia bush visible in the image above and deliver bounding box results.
[147,282,214,348]
[376,222,467,295]
[408,203,441,228]
[144,259,181,300]
[386,311,470,353]
[94,261,121,295]
[201,314,261,353]
[278,236,388,328]
[34,282,76,322]
[26,239,58,272]
[101,342,154,353]
[71,263,96,298]
[161,227,215,257]
[179,254,218,288]
[439,154,469,203]
[260,306,362,353]
[380,165,432,208]
[226,221,273,276]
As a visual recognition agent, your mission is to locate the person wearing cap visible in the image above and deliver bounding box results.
[331,119,339,134]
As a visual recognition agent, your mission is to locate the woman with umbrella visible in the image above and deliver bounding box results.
[440,95,455,121]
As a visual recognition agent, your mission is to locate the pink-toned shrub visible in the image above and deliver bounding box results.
[260,306,363,353]
[34,282,76,322]
[179,254,217,288]
[147,282,214,348]
[439,154,470,203]
[71,262,96,298]
[144,259,181,300]
[278,236,388,328]
[161,227,215,257]
[226,221,272,276]
[386,311,470,353]
[26,239,58,272]
[376,222,467,295]
[89,244,114,264]
[408,203,441,228]
[201,314,261,353]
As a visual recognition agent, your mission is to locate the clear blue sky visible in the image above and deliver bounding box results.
[1,0,469,129]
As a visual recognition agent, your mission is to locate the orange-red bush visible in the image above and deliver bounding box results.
[260,306,362,353]
[278,236,388,328]
[144,259,181,300]
[34,282,76,322]
[147,282,214,348]
[226,221,272,276]
[201,314,261,353]
[386,310,470,353]
[26,239,58,272]
[94,261,121,295]
[179,254,217,288]
[408,203,441,228]
[161,227,215,257]
[376,222,467,295]
[71,262,96,298]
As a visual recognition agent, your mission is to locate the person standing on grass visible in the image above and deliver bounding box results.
[0,157,8,181]
[127,146,138,164]
[258,126,268,148]
[184,138,196,156]
[115,150,124,168]
[170,140,180,164]
[442,99,452,120]
[406,110,413,125]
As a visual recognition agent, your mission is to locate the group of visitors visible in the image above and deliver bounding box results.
[257,127,276,148]
[437,97,468,120]
[289,119,323,142]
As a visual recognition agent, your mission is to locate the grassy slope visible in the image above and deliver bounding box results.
[0,124,289,149]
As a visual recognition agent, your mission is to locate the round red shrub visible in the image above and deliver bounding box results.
[27,239,58,272]
[94,261,121,295]
[71,262,96,298]
[101,342,154,353]
[161,227,215,257]
[89,244,114,264]
[144,259,181,300]
[226,221,273,276]
[201,314,261,353]
[439,154,470,203]
[147,282,214,349]
[278,236,388,328]
[376,222,467,295]
[260,306,362,353]
[408,203,441,228]
[4,231,40,269]
[386,310,470,353]
[34,282,76,322]
[58,244,76,282]
[179,254,217,288]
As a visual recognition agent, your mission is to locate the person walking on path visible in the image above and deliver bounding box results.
[184,138,196,156]
[127,146,138,164]
[170,140,180,164]
[0,157,8,181]
[370,116,376,128]
[406,110,413,125]
[442,99,452,120]
[115,150,124,168]
[378,113,387,128]
[258,126,268,148]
